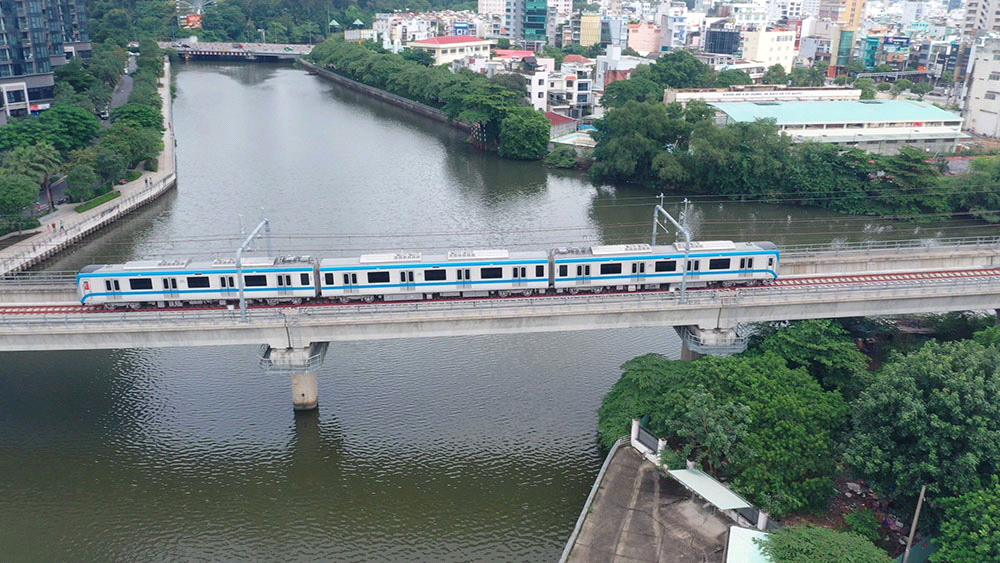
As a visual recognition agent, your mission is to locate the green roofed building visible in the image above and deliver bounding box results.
[709,99,969,155]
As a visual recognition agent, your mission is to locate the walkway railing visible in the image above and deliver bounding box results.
[781,236,1000,258]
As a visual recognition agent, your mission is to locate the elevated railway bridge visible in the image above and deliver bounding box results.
[3,237,1000,409]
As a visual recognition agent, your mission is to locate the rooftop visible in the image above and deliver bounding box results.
[493,48,536,59]
[545,111,576,125]
[710,100,963,125]
[409,35,491,45]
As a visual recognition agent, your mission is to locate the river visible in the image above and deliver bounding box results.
[0,61,992,562]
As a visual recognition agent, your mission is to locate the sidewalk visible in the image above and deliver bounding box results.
[0,56,177,276]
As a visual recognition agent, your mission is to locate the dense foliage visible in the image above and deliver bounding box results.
[308,40,549,159]
[597,352,848,516]
[931,477,1000,562]
[844,339,1000,522]
[757,526,893,563]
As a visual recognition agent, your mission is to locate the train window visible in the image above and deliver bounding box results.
[105,280,112,291]
[425,269,446,281]
[631,263,637,273]
[171,279,177,289]
[220,276,227,288]
[163,279,169,289]
[367,272,390,284]
[709,258,730,270]
[600,263,622,275]
[576,265,582,276]
[187,277,210,288]
[325,273,334,285]
[639,263,645,273]
[343,274,349,285]
[285,275,292,286]
[654,261,676,272]
[457,270,463,280]
[228,277,234,288]
[739,258,746,269]
[408,272,414,283]
[464,269,470,280]
[513,268,519,279]
[129,278,153,290]
[585,265,591,275]
[278,276,284,286]
[114,280,120,291]
[301,274,310,285]
[244,275,267,287]
[686,260,700,271]
[748,258,753,269]
[480,267,502,279]
[400,272,406,283]
[352,274,357,284]
[768,258,774,268]
[536,265,544,277]
[559,265,568,277]
[520,267,526,278]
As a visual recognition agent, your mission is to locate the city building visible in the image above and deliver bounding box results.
[711,100,968,154]
[579,13,603,46]
[479,0,506,16]
[627,23,661,55]
[408,35,493,65]
[504,0,548,48]
[594,44,651,91]
[963,0,1000,38]
[704,29,743,55]
[963,37,1000,137]
[658,1,690,51]
[0,0,91,124]
[741,29,797,72]
[818,0,866,30]
[547,59,594,118]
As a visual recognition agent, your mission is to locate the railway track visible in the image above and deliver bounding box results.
[2,267,999,316]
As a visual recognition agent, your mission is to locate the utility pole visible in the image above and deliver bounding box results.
[651,195,692,303]
[236,218,271,322]
[902,485,927,563]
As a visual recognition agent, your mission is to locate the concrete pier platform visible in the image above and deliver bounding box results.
[564,446,730,563]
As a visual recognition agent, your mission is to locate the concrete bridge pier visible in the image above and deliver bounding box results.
[259,342,329,410]
[674,326,748,359]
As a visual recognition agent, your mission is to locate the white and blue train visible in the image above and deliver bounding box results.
[76,241,779,307]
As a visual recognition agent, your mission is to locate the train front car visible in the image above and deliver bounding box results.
[76,256,317,308]
[318,249,549,302]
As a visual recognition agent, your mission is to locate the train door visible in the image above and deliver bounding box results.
[220,275,237,298]
[631,262,646,285]
[342,272,359,296]
[457,268,472,290]
[104,279,122,303]
[739,257,754,278]
[276,274,293,295]
[512,266,527,289]
[576,264,591,288]
[162,277,179,302]
[399,270,415,292]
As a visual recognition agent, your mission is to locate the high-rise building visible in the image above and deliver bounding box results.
[0,0,90,124]
[963,37,1000,136]
[504,0,547,48]
[818,0,865,29]
[963,0,1000,38]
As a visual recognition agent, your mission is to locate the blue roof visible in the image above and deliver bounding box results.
[710,100,962,125]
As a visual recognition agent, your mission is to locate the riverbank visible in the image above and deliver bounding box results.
[298,59,471,132]
[0,57,177,276]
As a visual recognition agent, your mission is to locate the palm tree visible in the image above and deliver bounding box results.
[4,142,62,211]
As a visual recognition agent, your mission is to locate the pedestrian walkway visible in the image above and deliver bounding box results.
[0,57,177,276]
[563,446,731,563]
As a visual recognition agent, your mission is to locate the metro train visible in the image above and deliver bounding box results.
[76,241,780,307]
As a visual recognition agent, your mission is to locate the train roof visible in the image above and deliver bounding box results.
[320,249,548,268]
[553,241,776,258]
[83,256,315,274]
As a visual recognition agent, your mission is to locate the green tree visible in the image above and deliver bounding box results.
[4,142,62,211]
[38,104,102,152]
[489,73,528,97]
[757,526,893,563]
[202,2,249,41]
[873,63,893,72]
[789,67,825,87]
[910,81,933,99]
[939,70,954,84]
[844,60,866,75]
[600,77,664,108]
[498,107,549,160]
[762,64,788,84]
[94,148,127,184]
[544,145,578,168]
[876,82,891,91]
[854,78,877,99]
[749,320,870,399]
[0,169,39,219]
[495,38,511,49]
[401,48,435,67]
[64,163,98,202]
[931,477,1000,562]
[672,387,750,473]
[54,58,96,93]
[633,50,714,89]
[591,101,692,183]
[891,78,914,97]
[110,103,164,131]
[713,68,753,88]
[845,340,1000,521]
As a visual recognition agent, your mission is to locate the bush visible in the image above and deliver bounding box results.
[757,526,893,563]
[144,158,158,172]
[844,509,881,543]
[545,145,578,168]
[74,190,121,212]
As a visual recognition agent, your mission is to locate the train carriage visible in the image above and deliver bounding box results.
[551,242,779,293]
[77,256,317,307]
[319,249,549,302]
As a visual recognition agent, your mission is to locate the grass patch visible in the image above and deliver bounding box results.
[125,170,142,182]
[75,190,121,213]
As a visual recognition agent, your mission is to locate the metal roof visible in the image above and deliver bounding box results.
[710,100,963,125]
[725,526,770,563]
[667,469,753,510]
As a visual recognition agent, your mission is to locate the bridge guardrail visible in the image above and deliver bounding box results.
[1,273,999,329]
[780,236,1000,258]
[0,271,78,285]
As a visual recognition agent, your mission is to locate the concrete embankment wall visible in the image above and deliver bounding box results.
[298,60,472,132]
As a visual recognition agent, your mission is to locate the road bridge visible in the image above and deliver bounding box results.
[3,237,1000,409]
[159,41,312,62]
